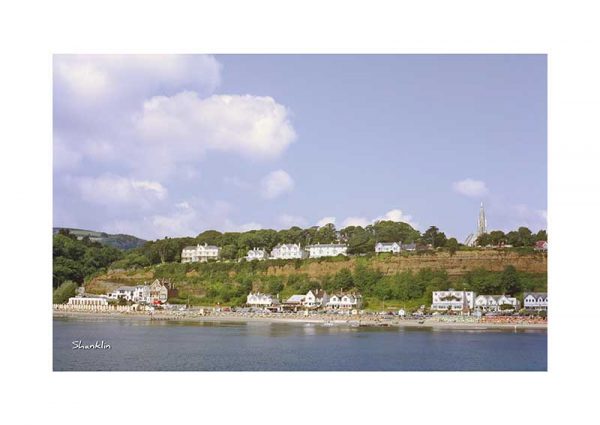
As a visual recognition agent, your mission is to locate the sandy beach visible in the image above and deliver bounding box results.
[53,310,547,331]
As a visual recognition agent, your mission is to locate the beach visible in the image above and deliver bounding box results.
[53,309,547,331]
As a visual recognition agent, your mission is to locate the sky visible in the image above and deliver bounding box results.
[53,54,547,242]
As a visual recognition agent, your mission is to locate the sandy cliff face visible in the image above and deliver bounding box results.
[268,251,548,278]
[85,251,547,294]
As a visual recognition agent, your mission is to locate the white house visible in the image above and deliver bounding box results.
[149,279,168,304]
[431,290,475,312]
[523,292,548,310]
[247,292,280,307]
[326,293,362,309]
[305,243,348,258]
[474,295,519,312]
[181,243,221,263]
[109,286,137,302]
[303,290,329,308]
[246,247,268,261]
[270,243,306,260]
[375,242,402,254]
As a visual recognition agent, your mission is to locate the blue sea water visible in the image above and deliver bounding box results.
[53,317,547,371]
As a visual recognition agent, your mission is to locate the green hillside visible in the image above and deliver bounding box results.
[52,227,146,250]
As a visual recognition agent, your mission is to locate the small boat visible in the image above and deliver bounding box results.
[418,320,425,324]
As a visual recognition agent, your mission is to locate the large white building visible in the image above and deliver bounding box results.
[474,295,519,312]
[305,243,348,258]
[247,293,280,307]
[523,292,548,310]
[67,296,109,306]
[375,242,402,254]
[270,243,305,260]
[431,290,475,312]
[246,248,268,261]
[181,243,221,263]
[304,290,329,308]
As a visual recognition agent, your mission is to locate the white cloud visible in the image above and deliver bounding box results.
[260,170,295,199]
[105,198,262,240]
[279,214,308,228]
[54,55,221,105]
[375,209,419,229]
[316,216,336,227]
[135,92,296,165]
[452,178,489,197]
[341,216,371,228]
[75,174,167,208]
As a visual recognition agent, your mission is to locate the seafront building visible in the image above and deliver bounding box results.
[270,243,305,260]
[67,295,109,307]
[326,293,362,309]
[181,243,221,263]
[246,247,268,261]
[305,243,348,258]
[474,295,519,312]
[523,292,548,310]
[375,242,402,254]
[247,292,280,307]
[431,290,475,312]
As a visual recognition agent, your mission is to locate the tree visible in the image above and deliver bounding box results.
[421,226,447,248]
[500,265,520,295]
[332,268,354,291]
[534,230,547,242]
[446,238,459,255]
[53,280,78,304]
[476,232,492,246]
[489,230,506,246]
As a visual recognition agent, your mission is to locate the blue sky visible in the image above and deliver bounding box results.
[53,54,547,241]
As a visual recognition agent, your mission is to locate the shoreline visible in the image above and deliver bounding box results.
[53,310,547,331]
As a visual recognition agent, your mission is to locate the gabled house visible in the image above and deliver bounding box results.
[431,290,475,312]
[246,247,268,261]
[375,242,401,254]
[534,241,548,251]
[326,292,362,309]
[270,244,306,260]
[303,290,329,308]
[149,279,168,304]
[247,292,280,307]
[523,292,548,310]
[474,295,519,312]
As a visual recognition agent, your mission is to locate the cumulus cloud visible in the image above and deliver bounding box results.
[316,216,336,227]
[452,178,489,197]
[279,214,308,228]
[105,198,262,240]
[74,174,167,208]
[135,92,296,163]
[54,54,221,106]
[341,216,371,228]
[260,170,295,199]
[375,209,419,228]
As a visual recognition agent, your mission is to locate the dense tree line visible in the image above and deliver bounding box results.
[53,230,123,288]
[476,227,547,247]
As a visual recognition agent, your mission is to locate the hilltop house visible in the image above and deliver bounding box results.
[246,248,268,261]
[431,290,475,312]
[326,293,362,309]
[181,243,221,263]
[534,241,548,251]
[247,292,280,307]
[523,292,548,310]
[305,243,348,258]
[375,242,402,254]
[270,243,305,260]
[474,295,520,312]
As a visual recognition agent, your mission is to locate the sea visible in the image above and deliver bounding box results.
[53,317,547,371]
